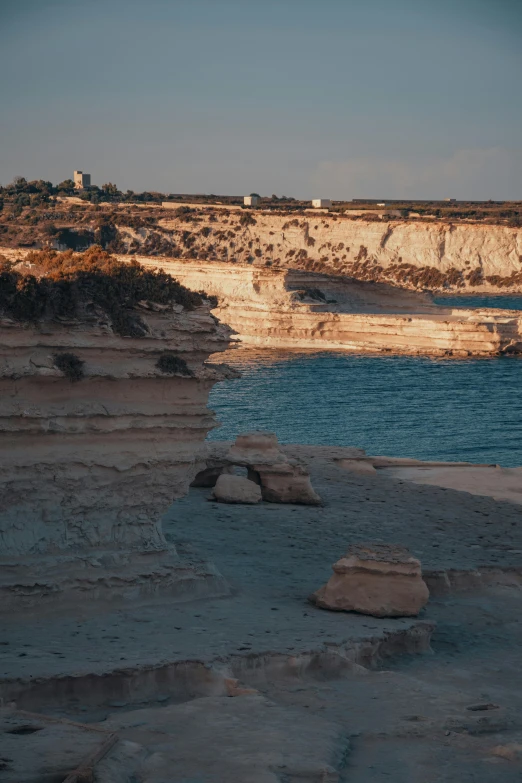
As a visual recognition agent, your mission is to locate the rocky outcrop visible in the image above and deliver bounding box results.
[0,260,235,608]
[126,257,522,356]
[312,543,430,617]
[199,433,321,505]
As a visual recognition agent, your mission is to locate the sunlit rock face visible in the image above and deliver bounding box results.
[133,212,522,292]
[127,258,522,357]
[0,302,234,608]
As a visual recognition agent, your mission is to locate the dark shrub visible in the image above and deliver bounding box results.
[239,212,257,227]
[0,247,205,335]
[155,353,194,377]
[53,352,85,382]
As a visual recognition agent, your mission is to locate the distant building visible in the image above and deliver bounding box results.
[311,198,332,208]
[379,209,402,219]
[444,198,457,202]
[244,195,259,207]
[74,170,91,189]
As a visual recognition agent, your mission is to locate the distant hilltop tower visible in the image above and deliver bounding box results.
[74,170,91,189]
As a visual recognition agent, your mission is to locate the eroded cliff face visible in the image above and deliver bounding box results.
[124,257,522,357]
[112,211,522,292]
[3,210,522,292]
[0,264,234,608]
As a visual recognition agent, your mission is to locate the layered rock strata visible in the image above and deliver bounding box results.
[127,258,522,356]
[312,543,430,617]
[0,294,234,608]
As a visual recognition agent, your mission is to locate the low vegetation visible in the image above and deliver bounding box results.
[0,247,207,334]
[155,353,194,377]
[53,352,85,382]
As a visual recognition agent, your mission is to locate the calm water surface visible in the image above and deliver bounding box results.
[209,296,522,466]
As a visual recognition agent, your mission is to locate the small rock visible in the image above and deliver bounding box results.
[467,703,500,712]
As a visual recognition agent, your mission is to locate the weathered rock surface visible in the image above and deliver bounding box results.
[312,543,430,617]
[0,708,115,783]
[212,473,262,504]
[99,695,347,783]
[127,257,522,357]
[0,297,234,608]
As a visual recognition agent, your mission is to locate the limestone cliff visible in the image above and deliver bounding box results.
[122,211,522,292]
[4,208,522,292]
[0,252,234,607]
[123,257,522,357]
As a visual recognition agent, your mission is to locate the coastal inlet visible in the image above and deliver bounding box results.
[209,344,522,467]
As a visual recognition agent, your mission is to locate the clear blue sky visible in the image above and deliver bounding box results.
[1,0,521,199]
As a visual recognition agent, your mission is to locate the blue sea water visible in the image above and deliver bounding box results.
[208,296,522,466]
[434,294,522,310]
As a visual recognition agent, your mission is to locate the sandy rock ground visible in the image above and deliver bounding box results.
[1,446,521,781]
[381,464,522,505]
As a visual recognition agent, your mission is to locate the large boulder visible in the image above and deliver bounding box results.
[212,474,262,504]
[311,543,429,617]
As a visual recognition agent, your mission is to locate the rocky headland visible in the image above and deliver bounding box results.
[0,248,234,608]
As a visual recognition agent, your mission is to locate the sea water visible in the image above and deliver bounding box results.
[208,296,522,466]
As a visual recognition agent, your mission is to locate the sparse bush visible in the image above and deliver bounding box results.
[197,290,218,307]
[174,206,194,220]
[467,268,484,286]
[155,353,194,376]
[239,212,257,227]
[53,352,85,382]
[0,247,205,333]
[355,245,368,262]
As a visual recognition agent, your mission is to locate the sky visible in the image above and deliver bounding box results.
[1,0,521,200]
